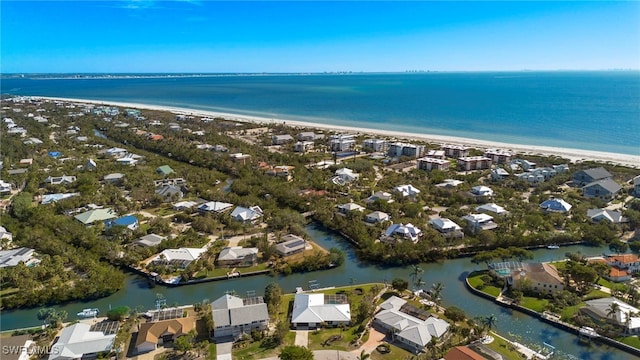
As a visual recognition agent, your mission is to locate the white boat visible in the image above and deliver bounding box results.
[77,308,99,318]
[547,245,560,249]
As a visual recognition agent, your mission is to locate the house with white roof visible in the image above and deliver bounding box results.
[365,211,391,224]
[230,206,263,223]
[374,296,449,353]
[329,134,356,152]
[151,248,206,269]
[173,200,199,211]
[587,209,626,224]
[43,175,76,185]
[435,179,463,188]
[471,185,493,197]
[275,234,307,257]
[394,184,421,198]
[337,202,365,215]
[475,203,508,215]
[0,247,39,268]
[462,213,498,233]
[334,168,359,183]
[291,293,351,329]
[491,168,510,181]
[365,191,394,204]
[272,134,294,145]
[384,223,422,243]
[0,226,13,248]
[211,294,270,339]
[197,201,234,214]
[41,193,80,205]
[0,180,13,194]
[217,247,259,267]
[429,218,464,238]
[582,298,640,334]
[294,141,314,153]
[298,131,324,141]
[539,198,572,213]
[49,322,117,360]
[388,143,424,158]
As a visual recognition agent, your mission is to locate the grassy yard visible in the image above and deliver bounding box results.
[308,326,357,351]
[519,297,549,313]
[618,335,640,349]
[369,342,415,360]
[583,290,610,301]
[560,303,584,322]
[483,335,525,360]
[467,271,501,298]
[232,332,295,360]
[596,277,616,290]
[195,263,270,279]
[207,343,217,360]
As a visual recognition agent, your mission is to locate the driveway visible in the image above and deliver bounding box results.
[216,341,233,360]
[294,330,309,347]
[352,326,386,355]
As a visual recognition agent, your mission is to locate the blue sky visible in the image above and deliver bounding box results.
[1,1,639,73]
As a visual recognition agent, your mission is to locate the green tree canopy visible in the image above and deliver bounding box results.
[278,345,313,360]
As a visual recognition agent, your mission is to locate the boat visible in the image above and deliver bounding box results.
[547,244,560,249]
[578,326,599,343]
[77,308,99,318]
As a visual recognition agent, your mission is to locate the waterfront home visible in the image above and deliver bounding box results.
[484,149,513,164]
[458,156,492,171]
[383,223,422,243]
[41,192,80,205]
[374,296,450,354]
[582,298,640,334]
[275,234,307,257]
[572,167,613,186]
[416,157,450,171]
[334,168,359,183]
[230,205,263,223]
[291,293,351,329]
[0,247,39,268]
[462,213,498,233]
[135,317,195,354]
[508,263,564,294]
[388,142,425,158]
[156,165,175,176]
[470,185,494,197]
[539,198,572,213]
[363,138,387,152]
[435,179,463,188]
[103,173,125,185]
[444,346,487,360]
[475,203,508,215]
[216,247,259,268]
[294,141,314,153]
[151,247,206,269]
[329,134,356,151]
[105,215,139,231]
[365,211,391,224]
[365,191,394,204]
[74,208,117,225]
[429,218,464,239]
[337,202,366,215]
[582,178,622,201]
[394,184,421,198]
[211,294,269,339]
[197,201,234,214]
[441,144,470,158]
[135,234,167,247]
[587,208,626,224]
[272,134,294,145]
[605,254,640,275]
[298,131,324,141]
[43,175,77,185]
[49,322,118,360]
[155,184,184,203]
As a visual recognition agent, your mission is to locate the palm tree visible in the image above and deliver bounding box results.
[410,265,424,290]
[431,282,444,304]
[482,315,498,332]
[357,350,370,360]
[607,302,620,320]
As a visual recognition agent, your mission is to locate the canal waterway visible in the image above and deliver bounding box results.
[0,224,629,359]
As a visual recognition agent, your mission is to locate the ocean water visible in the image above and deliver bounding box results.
[2,71,639,155]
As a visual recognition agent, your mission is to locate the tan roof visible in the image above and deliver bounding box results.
[135,317,195,347]
[514,263,563,286]
[444,346,487,360]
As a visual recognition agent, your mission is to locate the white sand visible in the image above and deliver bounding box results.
[34,96,640,168]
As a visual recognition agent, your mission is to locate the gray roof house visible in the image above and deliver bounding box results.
[582,178,622,201]
[272,134,295,145]
[0,247,39,268]
[154,184,184,203]
[365,211,391,224]
[103,173,124,184]
[275,234,307,257]
[197,201,233,214]
[337,202,365,215]
[429,218,464,238]
[211,294,269,339]
[43,175,76,185]
[230,206,263,223]
[216,247,259,267]
[291,293,351,329]
[587,209,627,224]
[573,167,612,186]
[374,296,450,353]
[135,234,167,247]
[49,322,117,360]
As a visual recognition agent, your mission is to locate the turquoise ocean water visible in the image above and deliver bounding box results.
[2,72,639,155]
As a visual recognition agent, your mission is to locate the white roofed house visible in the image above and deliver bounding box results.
[470,185,494,197]
[0,226,13,248]
[154,184,184,203]
[388,142,425,158]
[0,179,13,194]
[429,218,464,239]
[197,201,234,214]
[272,134,294,145]
[230,205,263,223]
[337,202,365,215]
[49,322,117,360]
[0,247,39,267]
[393,184,421,198]
[275,234,307,257]
[298,131,324,141]
[211,294,270,339]
[475,203,508,215]
[334,168,359,184]
[461,213,498,234]
[374,296,450,354]
[294,141,314,153]
[135,234,167,247]
[540,198,572,213]
[151,247,206,269]
[384,223,423,243]
[329,134,356,151]
[43,175,77,185]
[365,191,394,204]
[581,297,640,335]
[587,208,626,224]
[365,211,391,224]
[216,247,259,268]
[291,293,351,329]
[491,167,510,181]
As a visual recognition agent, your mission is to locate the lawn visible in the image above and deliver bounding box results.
[596,277,616,290]
[618,335,640,349]
[369,342,415,360]
[207,343,217,360]
[195,263,270,279]
[560,303,584,322]
[308,326,357,351]
[232,333,294,360]
[583,290,610,301]
[467,271,501,298]
[519,297,548,313]
[483,335,525,360]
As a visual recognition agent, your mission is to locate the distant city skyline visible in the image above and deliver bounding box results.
[2,1,639,73]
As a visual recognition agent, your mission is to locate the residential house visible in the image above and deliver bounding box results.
[50,322,118,360]
[394,184,421,198]
[582,298,640,334]
[587,209,626,224]
[573,167,613,186]
[444,346,487,360]
[0,180,13,194]
[135,234,167,247]
[470,185,494,197]
[230,206,263,223]
[298,131,324,141]
[275,234,307,257]
[363,139,387,152]
[135,318,195,354]
[334,168,359,183]
[337,202,365,215]
[229,153,251,164]
[19,158,33,166]
[462,214,498,233]
[539,198,572,213]
[0,247,39,268]
[151,247,206,269]
[103,173,125,185]
[429,218,464,239]
[435,179,463,188]
[0,226,13,248]
[516,171,546,184]
[43,175,77,185]
[511,159,537,171]
[458,156,492,171]
[8,169,28,176]
[102,147,128,158]
[265,165,295,181]
[484,149,513,164]
[153,178,187,187]
[441,145,470,158]
[41,193,80,205]
[365,191,394,204]
[217,247,259,267]
[115,156,138,166]
[105,215,139,231]
[416,157,450,171]
[582,178,622,201]
[365,211,391,224]
[634,175,640,197]
[329,134,356,151]
[605,254,640,275]
[508,263,564,294]
[211,294,270,339]
[388,142,425,158]
[85,159,97,170]
[155,185,184,203]
[475,203,508,215]
[74,208,117,225]
[197,201,234,214]
[384,223,422,243]
[272,134,294,145]
[425,150,446,159]
[212,144,229,152]
[291,293,351,329]
[173,201,199,211]
[294,141,314,153]
[156,165,175,176]
[374,296,449,354]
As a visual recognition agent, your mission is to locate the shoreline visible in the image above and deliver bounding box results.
[31,96,640,168]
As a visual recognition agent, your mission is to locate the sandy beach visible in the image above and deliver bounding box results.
[33,96,640,168]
